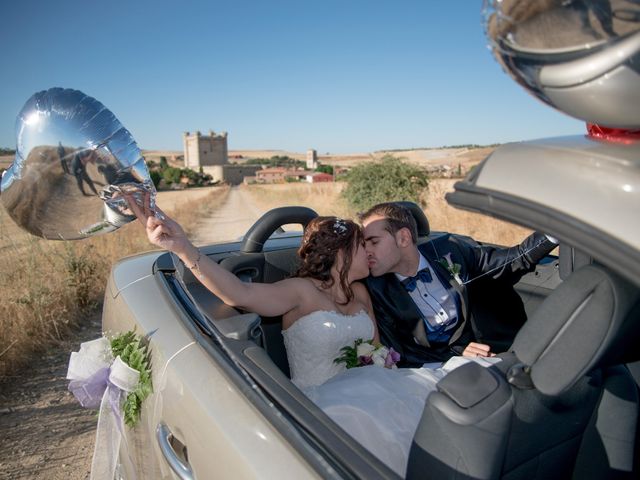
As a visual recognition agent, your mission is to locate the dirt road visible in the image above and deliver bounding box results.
[190,185,266,246]
[0,311,101,480]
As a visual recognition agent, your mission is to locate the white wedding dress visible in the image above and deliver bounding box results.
[282,309,489,476]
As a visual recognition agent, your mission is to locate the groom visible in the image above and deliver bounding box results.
[361,202,557,367]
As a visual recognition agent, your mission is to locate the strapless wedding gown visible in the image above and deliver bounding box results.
[282,310,449,476]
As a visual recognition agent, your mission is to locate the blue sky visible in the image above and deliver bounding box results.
[0,0,585,153]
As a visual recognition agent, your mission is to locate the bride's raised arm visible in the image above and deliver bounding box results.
[126,193,304,318]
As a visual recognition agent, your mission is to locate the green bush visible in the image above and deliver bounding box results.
[316,165,333,175]
[162,167,182,185]
[149,170,162,188]
[182,168,199,181]
[342,155,429,211]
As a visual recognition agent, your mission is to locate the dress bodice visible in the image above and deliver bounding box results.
[282,309,375,390]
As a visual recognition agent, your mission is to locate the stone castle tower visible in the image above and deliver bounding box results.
[306,149,318,170]
[183,130,228,169]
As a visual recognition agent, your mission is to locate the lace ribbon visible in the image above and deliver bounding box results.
[67,337,140,480]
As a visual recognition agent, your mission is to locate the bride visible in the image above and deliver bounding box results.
[128,195,486,476]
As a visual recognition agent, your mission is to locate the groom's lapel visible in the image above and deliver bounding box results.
[383,273,423,328]
[383,272,438,348]
[421,242,471,343]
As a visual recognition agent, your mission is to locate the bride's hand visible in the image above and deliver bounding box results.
[125,192,192,256]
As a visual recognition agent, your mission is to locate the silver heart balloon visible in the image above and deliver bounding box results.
[483,0,640,129]
[0,87,157,240]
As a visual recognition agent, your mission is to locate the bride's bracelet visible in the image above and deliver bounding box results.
[185,250,204,279]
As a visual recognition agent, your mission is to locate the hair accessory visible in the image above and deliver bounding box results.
[333,219,348,235]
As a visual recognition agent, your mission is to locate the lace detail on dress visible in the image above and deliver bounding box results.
[282,310,374,390]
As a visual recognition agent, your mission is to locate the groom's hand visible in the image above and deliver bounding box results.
[462,342,495,358]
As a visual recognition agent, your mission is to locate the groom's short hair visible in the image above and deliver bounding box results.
[359,202,418,244]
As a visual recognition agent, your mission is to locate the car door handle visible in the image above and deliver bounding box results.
[156,423,194,480]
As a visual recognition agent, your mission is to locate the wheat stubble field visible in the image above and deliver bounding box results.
[242,179,532,245]
[0,185,230,377]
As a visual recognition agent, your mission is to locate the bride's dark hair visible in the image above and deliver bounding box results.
[295,216,364,304]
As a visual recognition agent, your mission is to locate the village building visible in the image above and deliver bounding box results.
[256,167,288,183]
[307,172,333,183]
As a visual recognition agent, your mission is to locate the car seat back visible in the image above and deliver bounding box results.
[407,264,640,479]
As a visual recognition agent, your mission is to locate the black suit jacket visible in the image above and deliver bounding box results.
[366,232,556,366]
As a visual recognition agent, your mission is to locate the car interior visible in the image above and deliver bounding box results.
[157,203,640,479]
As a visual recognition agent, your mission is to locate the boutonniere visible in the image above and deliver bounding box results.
[438,253,463,285]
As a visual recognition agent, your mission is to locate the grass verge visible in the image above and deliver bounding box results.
[0,186,229,379]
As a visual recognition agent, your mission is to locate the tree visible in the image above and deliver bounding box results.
[315,165,333,175]
[342,155,429,211]
[162,167,182,185]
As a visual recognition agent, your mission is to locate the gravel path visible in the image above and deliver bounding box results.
[0,311,101,480]
[190,185,266,246]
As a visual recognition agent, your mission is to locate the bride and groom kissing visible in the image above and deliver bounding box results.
[126,196,556,476]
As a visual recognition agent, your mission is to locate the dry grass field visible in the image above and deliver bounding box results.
[0,154,13,166]
[0,185,229,378]
[243,179,532,246]
[242,182,354,219]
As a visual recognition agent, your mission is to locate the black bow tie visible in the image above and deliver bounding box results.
[402,268,433,292]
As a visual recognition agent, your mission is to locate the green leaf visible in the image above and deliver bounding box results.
[108,329,153,428]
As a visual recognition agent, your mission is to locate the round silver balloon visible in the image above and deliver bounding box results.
[483,0,640,129]
[0,88,157,240]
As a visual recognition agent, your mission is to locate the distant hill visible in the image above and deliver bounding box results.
[2,147,495,172]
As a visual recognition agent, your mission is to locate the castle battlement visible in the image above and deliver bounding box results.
[183,130,228,168]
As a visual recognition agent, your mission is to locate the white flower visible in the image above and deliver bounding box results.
[439,253,463,286]
[357,342,376,357]
[371,347,389,367]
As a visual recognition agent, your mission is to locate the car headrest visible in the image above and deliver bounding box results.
[511,264,640,396]
[558,244,592,280]
[241,206,318,253]
[395,201,430,237]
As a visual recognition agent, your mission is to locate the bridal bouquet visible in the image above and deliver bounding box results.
[334,339,400,369]
[66,330,152,480]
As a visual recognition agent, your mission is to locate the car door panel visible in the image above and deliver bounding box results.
[154,342,318,479]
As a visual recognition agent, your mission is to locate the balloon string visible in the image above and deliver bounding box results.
[430,239,552,286]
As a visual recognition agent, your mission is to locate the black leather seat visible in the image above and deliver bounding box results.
[407,264,640,479]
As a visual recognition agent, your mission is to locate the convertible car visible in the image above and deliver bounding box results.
[104,133,640,479]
